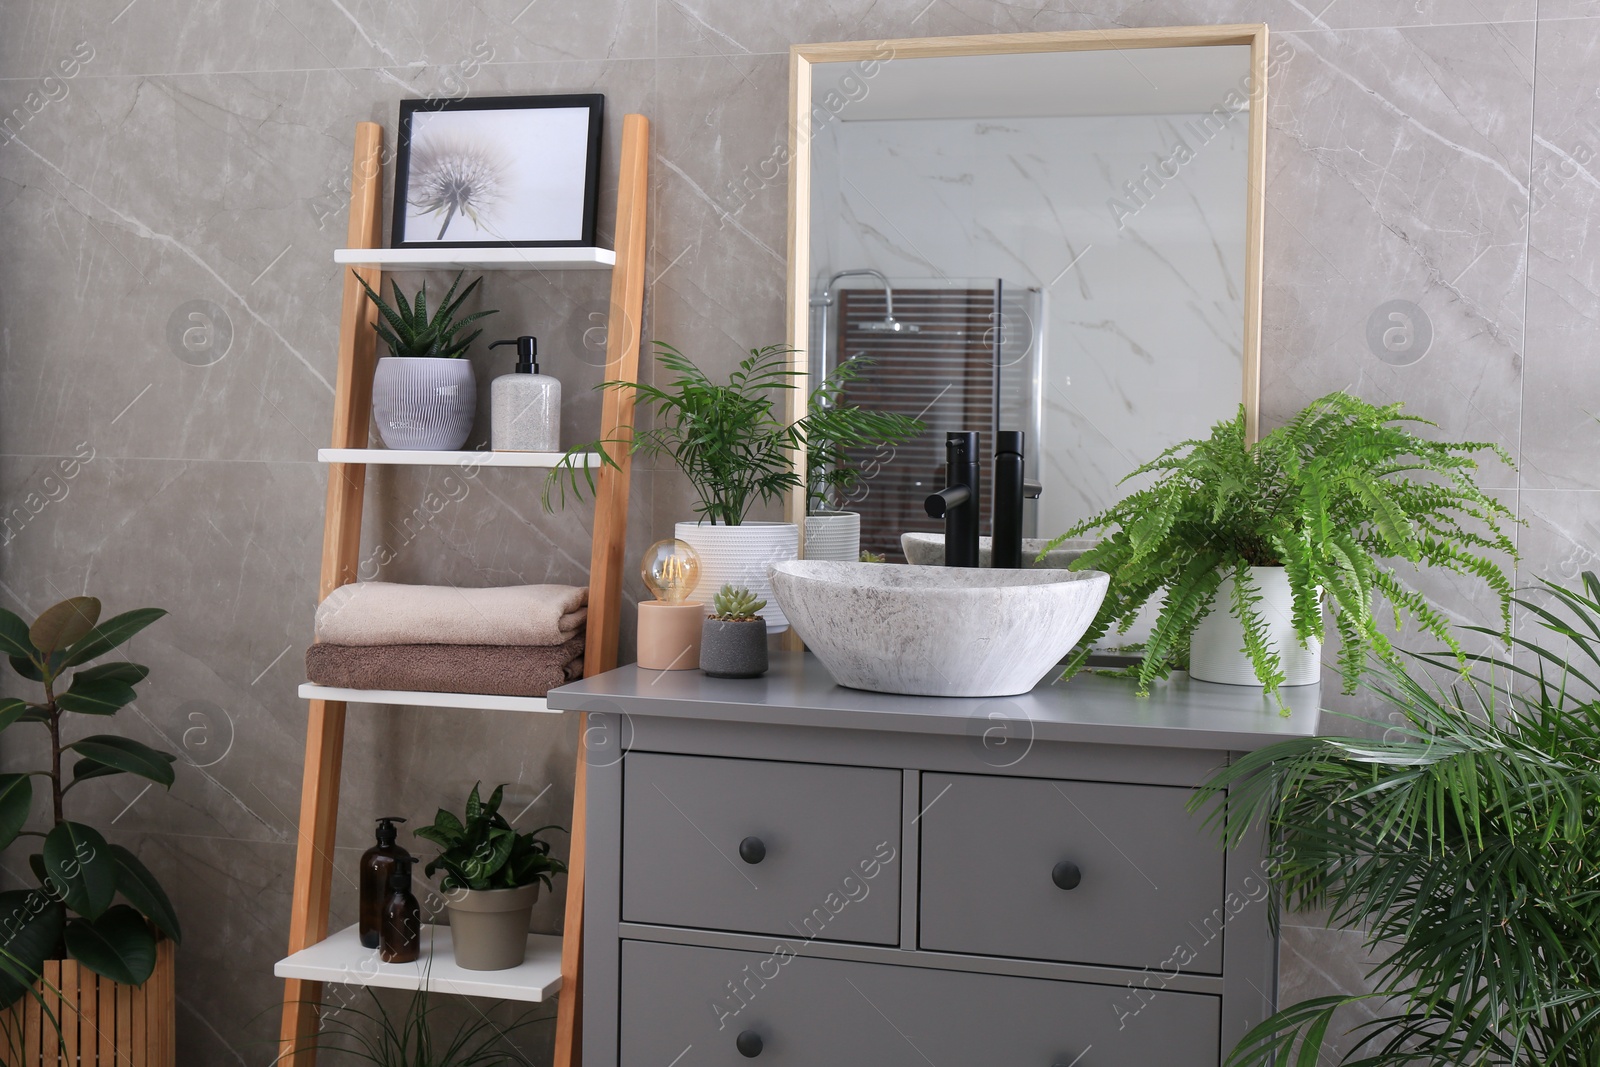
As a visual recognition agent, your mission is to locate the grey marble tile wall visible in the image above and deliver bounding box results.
[0,1,1591,1063]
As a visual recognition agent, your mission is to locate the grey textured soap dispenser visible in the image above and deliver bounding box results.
[488,336,561,452]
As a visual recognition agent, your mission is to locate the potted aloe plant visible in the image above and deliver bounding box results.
[355,269,498,451]
[802,357,924,563]
[0,597,180,1062]
[700,585,769,679]
[415,782,565,972]
[1194,572,1600,1065]
[1046,392,1518,707]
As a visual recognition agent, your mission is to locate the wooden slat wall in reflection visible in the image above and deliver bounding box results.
[835,288,999,562]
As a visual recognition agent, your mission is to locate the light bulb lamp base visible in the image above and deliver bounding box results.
[636,601,708,671]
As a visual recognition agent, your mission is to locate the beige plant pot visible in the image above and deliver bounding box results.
[446,883,539,971]
[0,937,175,1065]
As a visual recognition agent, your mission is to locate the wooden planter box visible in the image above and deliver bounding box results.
[0,938,174,1065]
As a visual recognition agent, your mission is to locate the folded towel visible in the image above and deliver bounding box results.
[306,637,585,698]
[315,582,588,647]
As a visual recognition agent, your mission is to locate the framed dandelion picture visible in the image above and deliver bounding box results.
[392,93,604,248]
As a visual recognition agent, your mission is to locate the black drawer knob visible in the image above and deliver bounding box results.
[1051,860,1082,891]
[739,836,767,864]
[736,1030,764,1057]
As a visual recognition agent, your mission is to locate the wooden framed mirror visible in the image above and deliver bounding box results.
[786,26,1269,562]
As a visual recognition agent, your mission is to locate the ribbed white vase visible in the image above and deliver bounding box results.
[675,521,799,633]
[372,357,476,450]
[804,512,861,563]
[1189,566,1321,687]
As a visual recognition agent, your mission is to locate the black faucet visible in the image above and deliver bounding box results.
[992,430,1042,569]
[924,431,981,568]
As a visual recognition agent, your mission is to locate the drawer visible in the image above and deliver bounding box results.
[622,754,901,944]
[620,939,1219,1066]
[919,772,1226,973]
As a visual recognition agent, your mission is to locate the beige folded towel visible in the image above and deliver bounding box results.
[306,638,585,697]
[315,582,587,647]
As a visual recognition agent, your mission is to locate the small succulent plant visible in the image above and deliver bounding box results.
[354,268,497,359]
[710,585,766,622]
[859,550,887,564]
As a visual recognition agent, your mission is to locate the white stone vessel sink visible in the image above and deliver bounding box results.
[901,532,1098,569]
[768,560,1110,698]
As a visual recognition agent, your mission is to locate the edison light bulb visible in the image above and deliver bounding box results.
[642,539,701,604]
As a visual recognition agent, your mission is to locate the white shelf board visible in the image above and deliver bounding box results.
[299,683,555,714]
[334,247,614,271]
[318,448,598,468]
[275,923,562,1002]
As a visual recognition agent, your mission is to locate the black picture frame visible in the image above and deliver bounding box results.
[391,93,604,249]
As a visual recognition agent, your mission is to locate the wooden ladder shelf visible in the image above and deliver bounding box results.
[276,114,651,1067]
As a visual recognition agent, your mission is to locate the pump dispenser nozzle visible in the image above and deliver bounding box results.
[490,336,539,374]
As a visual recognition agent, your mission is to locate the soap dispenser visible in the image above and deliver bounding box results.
[359,817,407,950]
[488,336,561,452]
[379,855,421,964]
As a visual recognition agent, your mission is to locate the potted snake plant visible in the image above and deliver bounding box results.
[1046,392,1518,708]
[699,585,769,679]
[414,782,565,971]
[355,269,498,450]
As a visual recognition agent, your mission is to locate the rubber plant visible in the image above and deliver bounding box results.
[0,596,180,1007]
[1045,392,1518,705]
[1193,571,1600,1065]
[414,783,566,893]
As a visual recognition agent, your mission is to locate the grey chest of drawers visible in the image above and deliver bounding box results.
[549,653,1321,1067]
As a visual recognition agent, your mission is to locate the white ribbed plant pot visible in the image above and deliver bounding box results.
[372,357,476,450]
[1189,566,1321,687]
[804,512,861,563]
[675,520,799,633]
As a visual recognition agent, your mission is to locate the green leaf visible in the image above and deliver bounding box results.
[42,822,115,920]
[69,759,125,787]
[71,662,149,686]
[108,845,180,943]
[0,697,28,733]
[0,608,35,661]
[58,608,166,670]
[29,597,101,654]
[57,676,139,715]
[0,892,66,1008]
[64,906,157,987]
[66,736,176,787]
[9,654,42,681]
[0,774,33,851]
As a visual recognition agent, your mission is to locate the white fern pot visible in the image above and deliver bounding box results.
[372,357,476,450]
[675,520,799,633]
[804,511,861,563]
[1189,566,1322,687]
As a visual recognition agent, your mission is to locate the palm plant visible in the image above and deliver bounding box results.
[1193,571,1600,1065]
[803,357,924,514]
[354,269,497,359]
[1047,392,1518,705]
[544,343,805,525]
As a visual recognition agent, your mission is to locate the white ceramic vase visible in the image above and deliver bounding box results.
[675,520,799,633]
[804,511,861,563]
[372,357,476,450]
[1188,566,1321,687]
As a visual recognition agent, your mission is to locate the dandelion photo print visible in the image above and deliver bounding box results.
[393,94,603,248]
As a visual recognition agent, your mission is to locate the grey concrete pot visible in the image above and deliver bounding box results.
[700,618,769,678]
[445,882,538,970]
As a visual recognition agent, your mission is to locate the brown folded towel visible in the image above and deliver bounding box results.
[315,582,588,647]
[305,637,585,698]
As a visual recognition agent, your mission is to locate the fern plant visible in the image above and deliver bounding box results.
[710,585,765,622]
[1193,572,1600,1066]
[354,269,497,359]
[1045,393,1517,705]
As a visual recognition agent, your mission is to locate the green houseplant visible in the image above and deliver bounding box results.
[803,357,924,562]
[414,783,565,972]
[0,597,180,1011]
[313,983,546,1067]
[1194,571,1600,1065]
[1046,392,1518,706]
[699,585,769,680]
[355,269,498,450]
